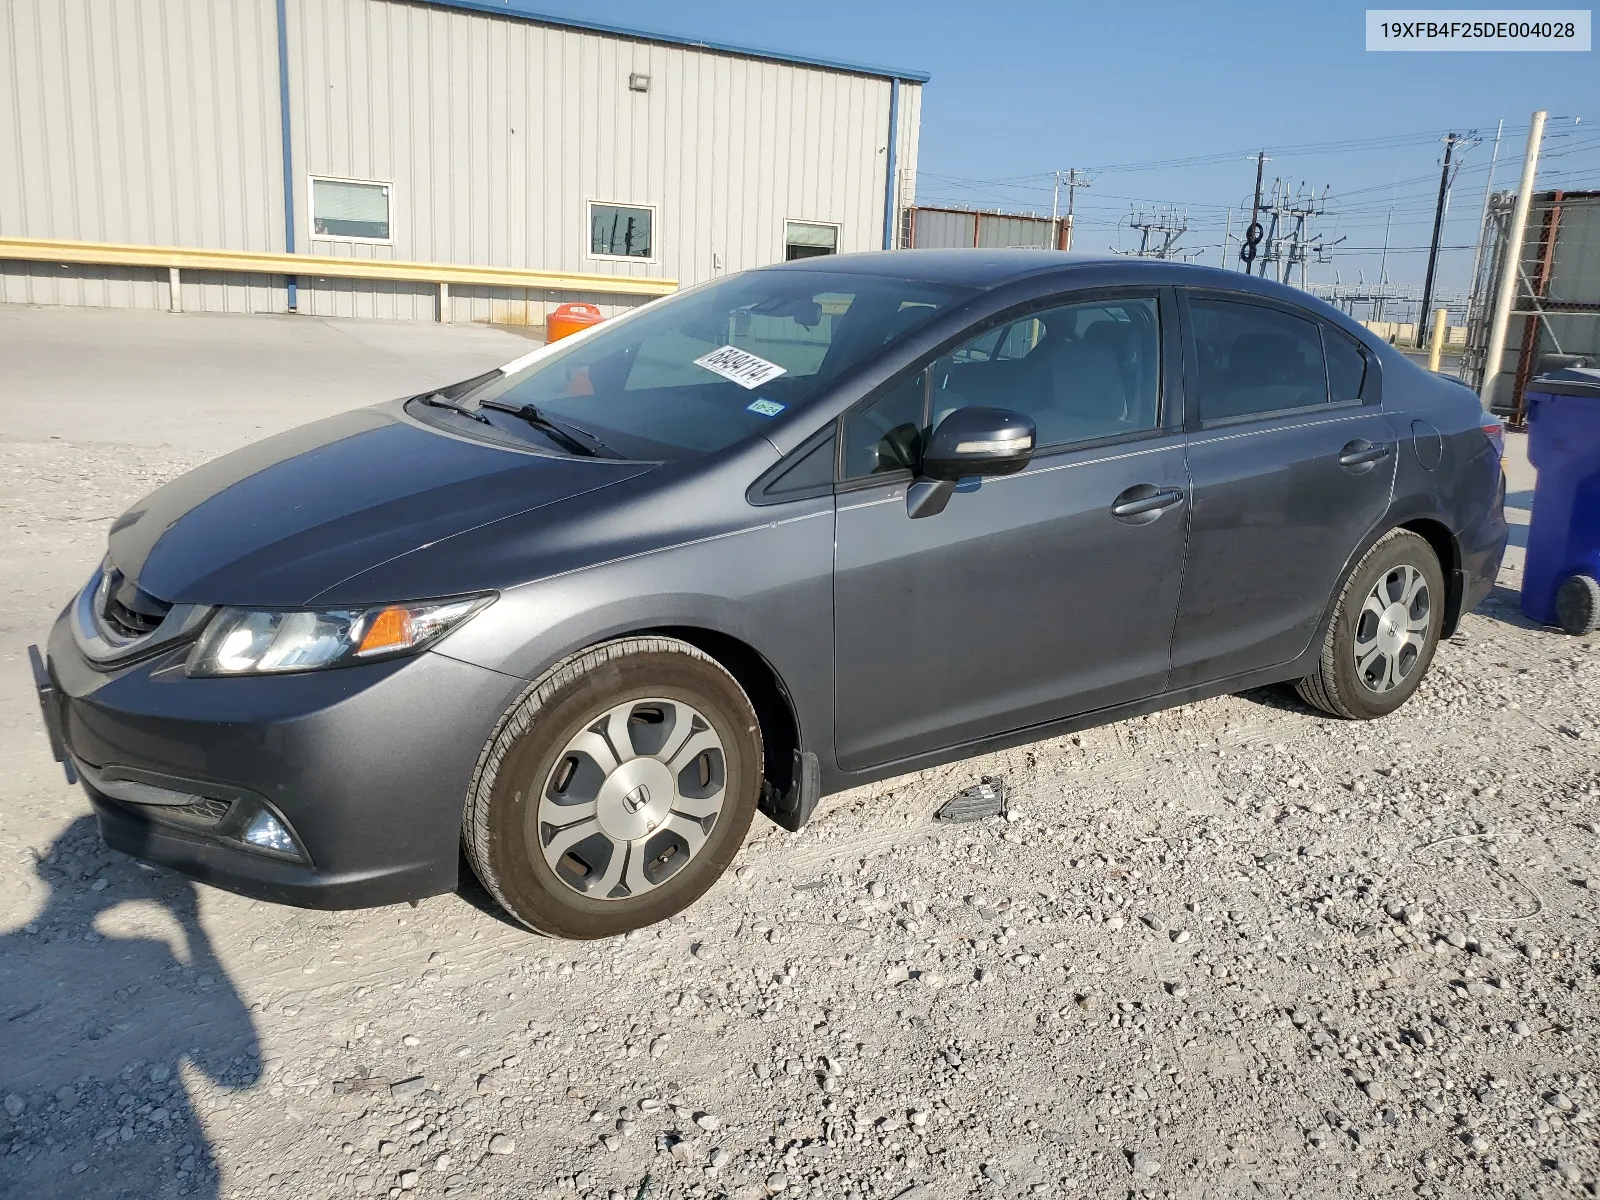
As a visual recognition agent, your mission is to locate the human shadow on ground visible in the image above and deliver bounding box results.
[0,816,260,1199]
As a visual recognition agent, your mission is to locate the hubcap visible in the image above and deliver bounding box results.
[1353,564,1431,694]
[533,698,726,901]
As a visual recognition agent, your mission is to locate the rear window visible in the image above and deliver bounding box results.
[461,272,973,460]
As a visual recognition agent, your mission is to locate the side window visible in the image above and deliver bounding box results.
[589,202,655,260]
[931,296,1161,447]
[1324,327,1371,403]
[1190,298,1329,421]
[843,370,926,479]
[785,220,839,261]
[310,177,391,241]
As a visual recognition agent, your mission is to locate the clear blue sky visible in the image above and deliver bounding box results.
[531,0,1595,297]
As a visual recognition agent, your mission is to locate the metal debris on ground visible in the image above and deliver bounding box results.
[935,775,1008,823]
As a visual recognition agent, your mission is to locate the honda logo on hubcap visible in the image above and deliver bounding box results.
[622,783,651,814]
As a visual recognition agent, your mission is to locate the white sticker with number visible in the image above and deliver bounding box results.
[693,345,788,390]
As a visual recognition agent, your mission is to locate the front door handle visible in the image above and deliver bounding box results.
[1111,484,1186,524]
[1338,439,1392,470]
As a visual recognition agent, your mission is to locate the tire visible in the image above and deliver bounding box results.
[1556,574,1600,636]
[1295,529,1446,720]
[463,636,762,938]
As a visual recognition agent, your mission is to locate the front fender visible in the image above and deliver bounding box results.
[433,497,836,769]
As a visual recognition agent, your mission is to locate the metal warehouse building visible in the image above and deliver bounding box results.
[0,0,925,324]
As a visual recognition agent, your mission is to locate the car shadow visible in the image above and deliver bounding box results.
[1236,683,1323,717]
[0,816,261,1200]
[452,849,528,931]
[1471,584,1550,632]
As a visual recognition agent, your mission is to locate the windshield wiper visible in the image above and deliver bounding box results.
[414,392,491,424]
[477,400,615,458]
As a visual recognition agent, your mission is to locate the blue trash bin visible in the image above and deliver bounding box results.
[1521,366,1600,635]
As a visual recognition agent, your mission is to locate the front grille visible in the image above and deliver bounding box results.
[101,570,172,639]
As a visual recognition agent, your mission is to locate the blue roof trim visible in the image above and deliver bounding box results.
[412,0,931,82]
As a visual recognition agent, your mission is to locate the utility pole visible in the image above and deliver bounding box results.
[1482,110,1548,408]
[1418,131,1477,347]
[1220,205,1233,270]
[1465,118,1505,329]
[1375,206,1394,321]
[1055,168,1091,251]
[1240,153,1269,271]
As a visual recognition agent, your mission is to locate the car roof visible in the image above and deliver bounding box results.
[763,250,1376,343]
[766,249,1324,302]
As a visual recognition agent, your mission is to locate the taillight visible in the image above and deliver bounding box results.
[1480,415,1505,460]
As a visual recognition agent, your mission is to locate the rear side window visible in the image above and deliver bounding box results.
[1189,298,1329,422]
[1324,327,1372,403]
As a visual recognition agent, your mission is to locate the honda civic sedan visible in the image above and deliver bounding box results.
[32,252,1508,938]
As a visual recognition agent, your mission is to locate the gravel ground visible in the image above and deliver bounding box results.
[2,308,1596,1200]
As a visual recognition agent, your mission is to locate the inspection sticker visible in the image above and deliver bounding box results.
[746,398,786,417]
[693,345,788,390]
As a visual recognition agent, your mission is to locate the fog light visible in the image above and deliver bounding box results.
[243,810,298,855]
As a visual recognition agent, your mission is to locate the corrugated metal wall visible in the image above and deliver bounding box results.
[0,0,287,312]
[908,207,1060,250]
[911,208,977,249]
[977,213,1056,249]
[288,0,910,321]
[1,0,922,322]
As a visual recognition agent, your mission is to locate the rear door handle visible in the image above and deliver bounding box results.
[1111,485,1186,523]
[1338,439,1392,469]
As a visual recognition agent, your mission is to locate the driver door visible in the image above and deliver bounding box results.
[832,290,1192,772]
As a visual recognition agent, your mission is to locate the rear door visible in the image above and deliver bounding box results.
[832,288,1192,771]
[1170,291,1396,688]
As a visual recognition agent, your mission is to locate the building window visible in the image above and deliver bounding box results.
[310,177,391,242]
[589,202,655,260]
[785,220,839,261]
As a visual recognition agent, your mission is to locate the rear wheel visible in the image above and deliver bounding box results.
[463,637,762,938]
[1296,529,1445,720]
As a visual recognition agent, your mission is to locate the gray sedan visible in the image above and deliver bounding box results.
[33,251,1509,938]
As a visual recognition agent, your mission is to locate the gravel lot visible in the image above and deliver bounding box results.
[2,306,1596,1200]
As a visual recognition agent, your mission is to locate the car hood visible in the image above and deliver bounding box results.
[108,404,652,607]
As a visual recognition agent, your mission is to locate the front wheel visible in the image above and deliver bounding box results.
[1296,529,1445,720]
[463,637,762,938]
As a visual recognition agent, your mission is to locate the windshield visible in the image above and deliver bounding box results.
[457,270,975,460]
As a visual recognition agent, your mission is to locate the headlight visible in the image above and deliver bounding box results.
[186,595,492,677]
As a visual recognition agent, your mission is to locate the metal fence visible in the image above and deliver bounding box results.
[1462,189,1600,424]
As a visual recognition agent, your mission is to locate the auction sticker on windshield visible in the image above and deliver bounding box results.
[693,345,788,390]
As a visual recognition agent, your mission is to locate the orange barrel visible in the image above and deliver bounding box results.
[546,302,605,343]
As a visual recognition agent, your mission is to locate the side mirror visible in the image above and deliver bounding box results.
[907,407,1036,519]
[921,406,1036,480]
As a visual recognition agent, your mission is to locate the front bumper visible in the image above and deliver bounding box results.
[40,608,524,909]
